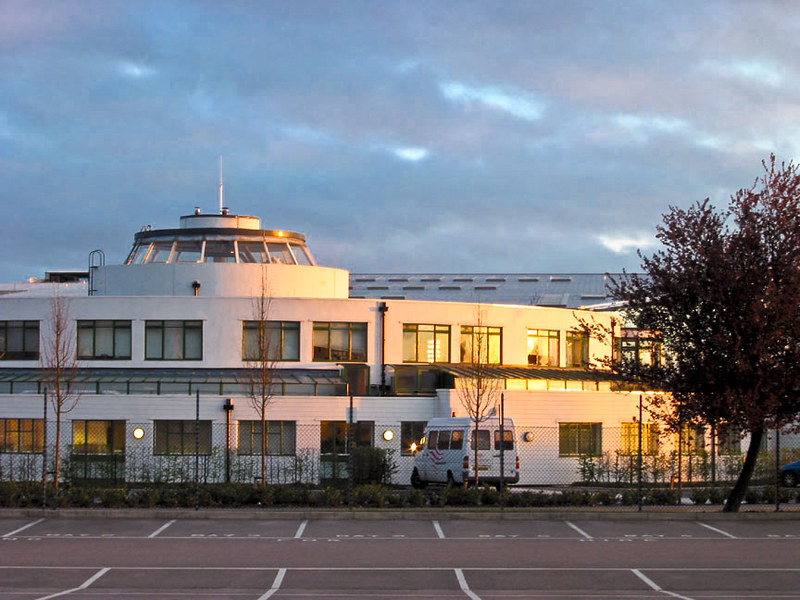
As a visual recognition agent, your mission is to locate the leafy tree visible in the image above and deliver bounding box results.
[607,156,800,511]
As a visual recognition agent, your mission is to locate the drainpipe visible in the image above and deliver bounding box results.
[377,302,388,395]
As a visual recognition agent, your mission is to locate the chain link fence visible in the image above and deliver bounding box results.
[1,418,799,509]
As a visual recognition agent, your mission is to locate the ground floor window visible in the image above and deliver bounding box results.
[559,422,602,456]
[401,421,426,455]
[716,426,741,455]
[72,420,126,455]
[237,420,296,455]
[678,424,706,455]
[620,422,659,456]
[154,420,211,455]
[0,418,44,453]
[320,421,374,454]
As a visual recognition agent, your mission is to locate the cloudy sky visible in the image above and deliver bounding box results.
[2,0,798,282]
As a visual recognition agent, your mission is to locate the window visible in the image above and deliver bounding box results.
[616,329,662,367]
[77,320,131,360]
[0,321,39,360]
[313,322,367,362]
[238,242,268,263]
[620,422,659,456]
[494,429,514,451]
[566,332,589,367]
[237,420,296,455]
[678,424,705,455]
[145,320,202,360]
[72,420,125,455]
[460,326,502,364]
[403,324,450,363]
[173,241,203,263]
[470,429,490,450]
[204,241,236,263]
[320,421,374,454]
[717,427,741,455]
[401,421,427,455]
[154,420,211,455]
[243,321,300,361]
[559,422,602,456]
[0,419,43,453]
[527,329,559,366]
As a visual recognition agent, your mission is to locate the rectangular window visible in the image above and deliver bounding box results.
[717,427,741,455]
[678,424,705,455]
[154,420,211,455]
[145,321,203,360]
[72,420,126,455]
[559,422,602,456]
[242,321,300,361]
[0,321,39,360]
[313,322,367,362]
[77,320,132,360]
[620,422,659,456]
[237,420,296,455]
[527,329,559,366]
[0,419,44,453]
[470,429,491,450]
[460,326,502,364]
[566,332,589,367]
[402,324,450,363]
[616,329,662,367]
[401,421,427,455]
[320,421,373,454]
[494,429,514,451]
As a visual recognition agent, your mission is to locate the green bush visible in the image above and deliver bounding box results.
[351,447,398,485]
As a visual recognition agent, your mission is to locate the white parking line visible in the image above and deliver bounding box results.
[294,520,308,538]
[631,568,695,600]
[148,519,176,538]
[564,521,592,539]
[34,567,109,600]
[432,520,445,539]
[257,568,286,600]
[697,522,736,539]
[455,568,482,600]
[2,518,44,538]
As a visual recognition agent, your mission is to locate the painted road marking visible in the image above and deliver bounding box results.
[256,568,286,600]
[455,568,482,600]
[432,520,445,539]
[34,567,109,600]
[294,520,308,538]
[631,568,695,600]
[698,522,737,539]
[564,521,592,539]
[148,519,176,538]
[2,518,44,538]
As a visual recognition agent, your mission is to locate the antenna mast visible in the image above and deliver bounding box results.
[218,155,224,214]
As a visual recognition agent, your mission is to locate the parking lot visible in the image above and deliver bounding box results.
[2,512,800,599]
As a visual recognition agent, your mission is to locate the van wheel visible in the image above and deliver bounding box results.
[411,469,427,489]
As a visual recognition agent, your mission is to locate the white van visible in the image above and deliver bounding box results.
[410,417,519,488]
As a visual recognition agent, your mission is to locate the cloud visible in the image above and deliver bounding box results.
[118,61,156,79]
[391,147,429,162]
[700,59,785,87]
[596,234,657,255]
[439,81,545,121]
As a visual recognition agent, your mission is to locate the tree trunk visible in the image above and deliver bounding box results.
[261,409,267,488]
[723,428,763,512]
[54,406,62,491]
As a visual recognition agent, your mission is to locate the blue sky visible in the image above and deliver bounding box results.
[2,0,798,281]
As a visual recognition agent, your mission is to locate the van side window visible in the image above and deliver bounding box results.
[494,429,514,450]
[470,429,490,450]
[427,430,438,450]
[437,430,451,450]
[450,430,464,450]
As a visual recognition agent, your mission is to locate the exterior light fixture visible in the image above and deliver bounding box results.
[132,427,145,440]
[382,430,394,441]
[522,431,534,443]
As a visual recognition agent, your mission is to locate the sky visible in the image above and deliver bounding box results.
[2,0,799,282]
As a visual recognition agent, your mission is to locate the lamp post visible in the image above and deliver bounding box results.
[223,399,234,483]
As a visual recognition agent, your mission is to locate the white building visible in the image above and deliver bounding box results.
[0,209,683,486]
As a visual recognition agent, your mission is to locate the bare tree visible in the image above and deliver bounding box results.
[40,294,80,490]
[457,309,502,486]
[245,268,278,487]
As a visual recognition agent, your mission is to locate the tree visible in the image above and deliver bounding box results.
[608,156,800,511]
[457,309,502,485]
[245,269,278,487]
[40,294,80,490]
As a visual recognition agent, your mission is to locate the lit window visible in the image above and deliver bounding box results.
[527,329,559,366]
[403,324,450,363]
[0,419,44,453]
[566,332,589,367]
[559,422,602,456]
[620,422,659,456]
[459,326,502,364]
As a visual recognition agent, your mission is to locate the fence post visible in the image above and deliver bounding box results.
[775,427,781,513]
[42,389,48,510]
[194,390,200,510]
[348,393,354,509]
[637,394,643,512]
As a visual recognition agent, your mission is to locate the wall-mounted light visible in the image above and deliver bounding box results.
[382,430,394,442]
[132,427,146,440]
[522,431,534,443]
